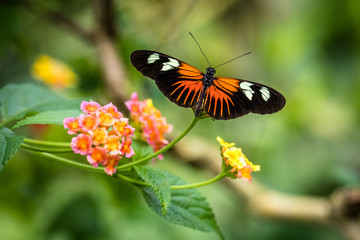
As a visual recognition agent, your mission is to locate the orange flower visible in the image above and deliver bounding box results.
[103,155,121,176]
[81,100,100,114]
[63,117,80,134]
[92,127,108,145]
[113,118,129,136]
[79,114,99,133]
[71,134,92,155]
[125,92,172,159]
[106,135,122,155]
[103,103,123,119]
[217,137,260,183]
[98,111,115,127]
[32,54,78,90]
[87,147,107,167]
[64,100,135,175]
[121,137,135,158]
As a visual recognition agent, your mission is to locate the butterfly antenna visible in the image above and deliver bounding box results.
[213,52,252,69]
[189,32,212,68]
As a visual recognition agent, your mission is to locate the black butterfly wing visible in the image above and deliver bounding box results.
[130,50,204,108]
[203,77,286,120]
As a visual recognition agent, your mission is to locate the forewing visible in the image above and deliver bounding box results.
[130,50,204,108]
[204,77,286,120]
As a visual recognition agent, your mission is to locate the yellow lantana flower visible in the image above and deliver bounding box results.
[32,55,78,90]
[217,137,260,183]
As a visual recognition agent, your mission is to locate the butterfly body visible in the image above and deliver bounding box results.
[194,67,216,116]
[130,50,285,120]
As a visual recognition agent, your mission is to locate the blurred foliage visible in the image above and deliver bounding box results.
[0,0,359,239]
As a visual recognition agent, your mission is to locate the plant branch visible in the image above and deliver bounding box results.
[45,10,95,43]
[93,0,128,111]
[23,0,129,110]
[21,143,73,153]
[23,138,71,147]
[21,0,95,43]
[116,116,199,170]
[23,150,105,173]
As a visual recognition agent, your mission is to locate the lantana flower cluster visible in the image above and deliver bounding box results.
[32,54,78,90]
[217,137,260,183]
[64,100,135,175]
[125,92,173,159]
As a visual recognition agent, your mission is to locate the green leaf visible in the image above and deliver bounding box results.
[0,128,24,171]
[12,109,82,129]
[0,83,83,125]
[131,139,153,163]
[135,166,171,215]
[141,171,224,239]
[0,135,6,165]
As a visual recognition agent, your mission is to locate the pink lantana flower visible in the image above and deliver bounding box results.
[103,103,123,119]
[87,147,107,167]
[106,135,122,155]
[125,92,172,159]
[63,117,80,134]
[78,114,99,133]
[64,100,135,175]
[71,134,92,155]
[103,155,121,176]
[121,137,135,158]
[81,100,100,114]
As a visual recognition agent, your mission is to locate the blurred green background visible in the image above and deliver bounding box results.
[1,0,359,239]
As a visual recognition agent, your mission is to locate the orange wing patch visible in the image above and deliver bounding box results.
[170,80,203,106]
[177,62,204,79]
[205,77,240,118]
[164,62,204,107]
[213,77,241,94]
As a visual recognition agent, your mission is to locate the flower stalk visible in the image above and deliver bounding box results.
[116,115,199,170]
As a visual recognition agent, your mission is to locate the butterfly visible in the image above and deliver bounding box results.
[130,50,286,120]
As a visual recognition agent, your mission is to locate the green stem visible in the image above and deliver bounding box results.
[23,138,71,147]
[24,149,224,189]
[113,173,148,186]
[171,172,226,189]
[116,116,199,170]
[113,172,225,190]
[23,149,105,173]
[21,143,73,153]
[23,144,224,190]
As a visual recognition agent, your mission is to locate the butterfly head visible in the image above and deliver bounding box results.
[206,67,216,76]
[204,67,216,86]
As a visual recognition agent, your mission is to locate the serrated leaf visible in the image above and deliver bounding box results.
[0,135,6,164]
[135,166,171,215]
[0,83,83,125]
[0,128,24,171]
[141,171,224,239]
[12,109,82,129]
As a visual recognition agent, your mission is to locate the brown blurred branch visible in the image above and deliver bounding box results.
[22,0,95,43]
[23,0,129,110]
[93,0,116,38]
[174,136,360,240]
[93,0,128,111]
[45,10,95,44]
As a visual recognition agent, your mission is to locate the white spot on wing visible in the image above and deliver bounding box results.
[240,82,254,100]
[147,53,160,64]
[161,58,180,71]
[260,87,270,101]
